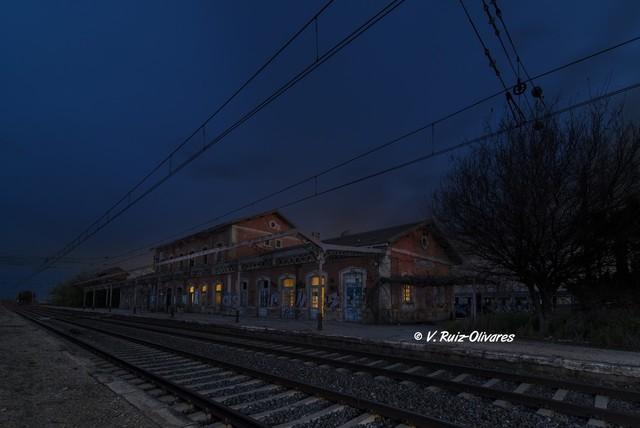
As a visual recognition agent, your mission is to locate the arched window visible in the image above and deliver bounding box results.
[281,277,295,308]
[403,284,413,304]
[215,282,223,306]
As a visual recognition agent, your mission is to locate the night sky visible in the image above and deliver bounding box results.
[1,0,639,299]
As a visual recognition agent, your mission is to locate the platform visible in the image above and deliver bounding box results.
[53,305,640,381]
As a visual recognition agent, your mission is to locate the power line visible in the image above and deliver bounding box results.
[61,0,336,258]
[23,0,407,283]
[458,0,525,123]
[480,0,534,115]
[93,34,640,267]
[91,78,640,273]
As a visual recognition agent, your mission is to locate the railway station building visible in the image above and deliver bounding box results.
[84,211,462,324]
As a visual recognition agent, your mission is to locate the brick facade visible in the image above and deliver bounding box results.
[109,211,459,324]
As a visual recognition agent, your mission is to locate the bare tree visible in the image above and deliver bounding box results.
[434,103,640,331]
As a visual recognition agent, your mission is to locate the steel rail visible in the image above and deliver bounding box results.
[89,309,640,403]
[63,313,640,427]
[12,308,268,428]
[23,309,462,428]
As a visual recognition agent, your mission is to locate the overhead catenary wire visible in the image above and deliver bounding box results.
[490,0,545,106]
[88,35,640,270]
[21,0,407,283]
[480,0,534,116]
[89,78,640,273]
[458,0,525,123]
[59,0,336,258]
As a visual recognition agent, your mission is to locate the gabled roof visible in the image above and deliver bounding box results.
[323,220,462,264]
[155,210,295,251]
[323,222,423,247]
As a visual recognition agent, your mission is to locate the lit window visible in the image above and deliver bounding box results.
[402,284,413,304]
[215,282,223,305]
[310,276,325,286]
[189,286,195,293]
[282,278,295,287]
[282,278,295,307]
[202,285,208,293]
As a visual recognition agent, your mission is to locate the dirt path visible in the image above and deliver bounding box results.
[0,304,159,428]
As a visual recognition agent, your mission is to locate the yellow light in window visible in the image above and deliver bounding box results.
[310,276,324,286]
[282,278,295,288]
[202,285,207,293]
[403,284,412,303]
[215,283,223,292]
[189,286,195,293]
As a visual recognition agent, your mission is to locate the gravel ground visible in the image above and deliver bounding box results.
[220,386,286,406]
[238,391,307,414]
[564,391,594,406]
[359,417,397,428]
[75,319,587,428]
[261,400,330,425]
[293,407,362,427]
[608,398,640,414]
[526,384,555,399]
[0,306,159,428]
[207,381,267,397]
[493,380,520,392]
[462,375,488,386]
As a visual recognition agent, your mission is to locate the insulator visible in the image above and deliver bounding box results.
[531,86,543,99]
[513,79,527,96]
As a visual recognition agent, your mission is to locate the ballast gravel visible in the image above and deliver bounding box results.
[238,391,307,415]
[293,407,361,428]
[72,320,588,428]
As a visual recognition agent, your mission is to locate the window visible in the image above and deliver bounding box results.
[216,242,224,263]
[402,284,413,304]
[275,239,282,248]
[189,251,195,267]
[420,233,429,250]
[269,220,279,229]
[179,254,184,269]
[215,282,223,306]
[240,281,248,306]
[203,248,208,264]
[310,275,325,286]
[282,278,295,308]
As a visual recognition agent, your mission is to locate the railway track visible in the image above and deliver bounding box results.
[14,305,460,428]
[15,305,640,428]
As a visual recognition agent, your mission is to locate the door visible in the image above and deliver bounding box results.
[258,279,269,317]
[308,275,325,320]
[344,271,364,321]
[165,288,172,308]
[281,278,295,319]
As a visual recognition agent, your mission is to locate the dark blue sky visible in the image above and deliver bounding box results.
[1,0,639,298]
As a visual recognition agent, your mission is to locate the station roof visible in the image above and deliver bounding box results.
[323,222,423,247]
